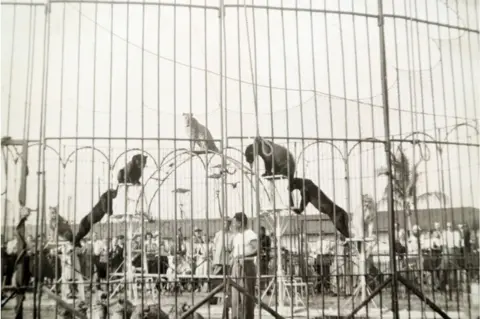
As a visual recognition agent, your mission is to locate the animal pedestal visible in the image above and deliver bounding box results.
[260,175,293,312]
[112,184,148,217]
[342,204,378,313]
[261,175,290,213]
[110,184,148,301]
[59,242,85,301]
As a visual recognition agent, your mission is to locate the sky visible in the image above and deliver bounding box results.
[1,0,479,229]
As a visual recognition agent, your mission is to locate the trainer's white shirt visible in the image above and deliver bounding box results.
[231,229,257,258]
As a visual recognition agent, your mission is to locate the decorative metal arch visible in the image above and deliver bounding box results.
[3,143,63,167]
[346,138,384,158]
[146,148,272,216]
[296,140,346,167]
[63,146,109,168]
[140,148,208,216]
[444,121,479,142]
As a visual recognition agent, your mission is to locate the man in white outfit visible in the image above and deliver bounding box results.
[230,212,257,319]
[212,219,234,275]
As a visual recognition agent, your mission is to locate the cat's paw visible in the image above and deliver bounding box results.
[292,209,302,215]
[261,172,273,177]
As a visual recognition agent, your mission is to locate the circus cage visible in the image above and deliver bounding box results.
[1,0,479,318]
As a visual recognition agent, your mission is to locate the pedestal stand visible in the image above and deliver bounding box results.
[60,242,85,301]
[261,175,303,313]
[109,184,149,301]
[342,237,377,312]
[109,213,151,301]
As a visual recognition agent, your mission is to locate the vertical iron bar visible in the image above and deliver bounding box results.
[203,2,211,317]
[156,0,162,310]
[188,0,194,308]
[141,0,146,308]
[54,10,67,309]
[444,1,463,310]
[73,1,83,310]
[90,0,100,314]
[251,4,263,318]
[124,0,130,302]
[434,0,453,310]
[321,3,341,313]
[377,1,399,318]
[453,0,477,314]
[173,0,178,315]
[30,7,40,318]
[279,0,290,309]
[422,0,442,309]
[308,1,325,316]
[35,1,52,314]
[409,0,427,314]
[293,2,309,316]
[107,0,115,310]
[3,3,17,240]
[350,0,367,313]
[218,1,228,316]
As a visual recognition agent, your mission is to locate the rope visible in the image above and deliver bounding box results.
[242,1,275,159]
[242,1,259,136]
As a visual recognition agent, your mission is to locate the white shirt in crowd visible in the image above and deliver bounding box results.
[407,235,423,254]
[442,230,461,249]
[314,239,334,255]
[92,239,106,255]
[6,239,17,255]
[231,229,257,258]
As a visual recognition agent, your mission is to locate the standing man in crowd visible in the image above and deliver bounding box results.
[458,224,471,254]
[431,222,443,252]
[230,212,257,319]
[212,219,234,275]
[90,232,106,289]
[111,235,125,272]
[436,222,461,291]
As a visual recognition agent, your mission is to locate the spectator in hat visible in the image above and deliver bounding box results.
[175,227,186,256]
[111,235,124,272]
[132,234,142,250]
[145,232,158,253]
[143,232,157,273]
[193,227,203,243]
[194,234,210,291]
[458,224,471,254]
[230,212,257,319]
